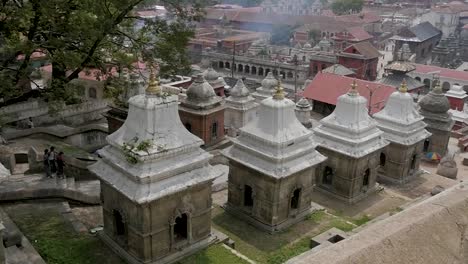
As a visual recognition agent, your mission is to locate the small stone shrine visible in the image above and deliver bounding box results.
[313,80,389,203]
[203,67,226,97]
[374,80,431,183]
[89,70,220,264]
[418,80,455,155]
[295,97,313,128]
[179,74,226,148]
[224,79,259,137]
[222,82,326,233]
[252,72,279,103]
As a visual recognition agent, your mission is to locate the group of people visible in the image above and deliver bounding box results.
[43,146,66,178]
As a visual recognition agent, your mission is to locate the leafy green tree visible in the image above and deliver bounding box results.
[308,29,321,44]
[0,0,210,104]
[331,0,363,15]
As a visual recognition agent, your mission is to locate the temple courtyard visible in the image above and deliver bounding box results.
[0,146,462,264]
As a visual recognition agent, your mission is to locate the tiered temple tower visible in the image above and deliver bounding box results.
[222,82,326,232]
[313,81,389,203]
[224,79,259,137]
[374,80,431,184]
[418,80,455,155]
[179,74,225,148]
[89,71,220,264]
[252,72,279,103]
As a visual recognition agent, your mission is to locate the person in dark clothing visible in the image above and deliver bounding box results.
[48,146,57,176]
[43,149,51,178]
[56,152,65,179]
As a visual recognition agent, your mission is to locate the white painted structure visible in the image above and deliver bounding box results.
[374,85,431,146]
[252,72,279,103]
[224,79,259,137]
[314,85,389,158]
[295,97,313,128]
[223,87,326,178]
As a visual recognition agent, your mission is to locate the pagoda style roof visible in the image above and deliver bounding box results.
[379,73,424,92]
[222,83,326,178]
[391,22,441,43]
[384,61,416,73]
[313,81,389,158]
[374,82,431,146]
[89,73,220,203]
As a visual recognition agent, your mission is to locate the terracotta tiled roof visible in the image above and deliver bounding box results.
[413,64,468,82]
[303,72,395,114]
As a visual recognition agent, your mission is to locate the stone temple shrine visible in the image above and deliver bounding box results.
[374,80,431,184]
[418,80,455,155]
[252,72,279,103]
[89,71,221,264]
[222,82,327,233]
[313,81,389,203]
[224,78,259,137]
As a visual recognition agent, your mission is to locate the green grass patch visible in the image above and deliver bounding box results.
[178,244,249,264]
[266,237,310,264]
[307,210,326,223]
[349,215,372,226]
[5,204,124,264]
[329,218,355,232]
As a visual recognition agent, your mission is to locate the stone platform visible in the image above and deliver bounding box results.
[0,174,100,204]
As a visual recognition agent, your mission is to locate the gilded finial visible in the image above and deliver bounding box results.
[349,79,358,96]
[399,79,408,93]
[273,79,285,100]
[146,65,161,96]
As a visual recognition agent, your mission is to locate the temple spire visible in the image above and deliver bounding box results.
[349,79,359,96]
[433,77,442,94]
[273,79,285,100]
[399,79,408,93]
[146,65,162,96]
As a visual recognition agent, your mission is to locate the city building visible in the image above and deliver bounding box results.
[222,83,326,232]
[89,72,220,264]
[313,81,389,203]
[374,81,431,184]
[261,0,323,16]
[337,42,381,81]
[391,22,442,63]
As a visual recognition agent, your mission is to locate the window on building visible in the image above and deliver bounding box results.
[363,169,370,187]
[185,123,192,132]
[211,121,218,139]
[323,166,333,185]
[244,185,254,207]
[290,188,301,209]
[174,213,188,242]
[380,153,386,167]
[423,139,430,152]
[113,210,126,237]
[89,87,97,99]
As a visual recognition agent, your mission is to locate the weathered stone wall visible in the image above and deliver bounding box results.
[426,127,451,156]
[0,99,108,126]
[224,104,257,137]
[101,180,213,263]
[227,160,315,231]
[288,182,468,264]
[178,109,225,147]
[315,148,381,203]
[379,141,423,183]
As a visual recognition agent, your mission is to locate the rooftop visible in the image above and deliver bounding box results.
[391,22,441,43]
[303,72,396,114]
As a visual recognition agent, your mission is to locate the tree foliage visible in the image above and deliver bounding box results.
[0,0,211,104]
[331,0,363,15]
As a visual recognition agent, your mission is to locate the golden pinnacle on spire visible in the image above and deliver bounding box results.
[349,79,359,96]
[399,79,408,93]
[145,65,162,96]
[273,79,285,100]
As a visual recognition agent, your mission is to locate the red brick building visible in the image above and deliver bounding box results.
[337,42,381,81]
[332,27,373,51]
[178,75,225,148]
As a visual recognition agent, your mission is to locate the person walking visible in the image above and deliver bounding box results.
[43,149,51,178]
[48,146,57,177]
[56,152,65,179]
